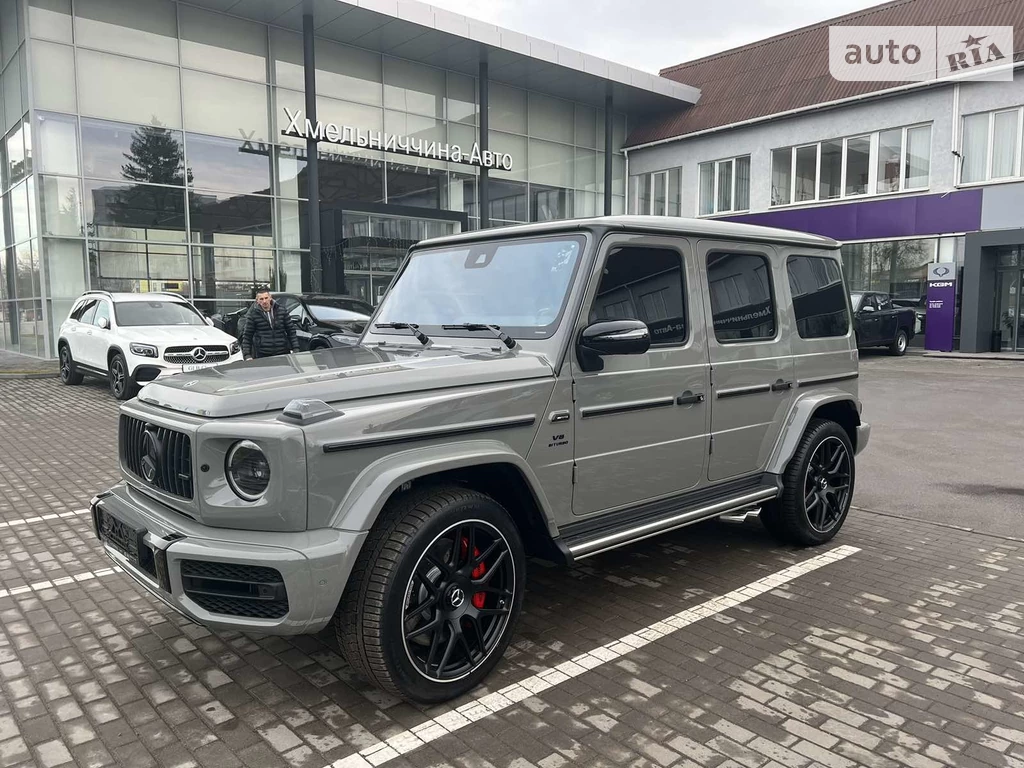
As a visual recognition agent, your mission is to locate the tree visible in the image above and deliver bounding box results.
[121,123,192,186]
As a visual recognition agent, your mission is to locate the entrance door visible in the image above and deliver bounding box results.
[338,213,460,306]
[994,271,1018,352]
[571,235,710,517]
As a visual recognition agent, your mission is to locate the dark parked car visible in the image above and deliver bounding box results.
[850,292,916,355]
[224,293,374,351]
[891,296,927,336]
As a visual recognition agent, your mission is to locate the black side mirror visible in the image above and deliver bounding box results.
[578,319,650,371]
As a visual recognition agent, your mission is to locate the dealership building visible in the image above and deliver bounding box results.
[624,0,1024,353]
[5,0,1024,359]
[0,0,699,357]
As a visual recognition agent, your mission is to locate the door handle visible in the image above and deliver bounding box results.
[771,379,793,392]
[676,391,705,405]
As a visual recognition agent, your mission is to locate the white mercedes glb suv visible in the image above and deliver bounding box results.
[57,291,243,400]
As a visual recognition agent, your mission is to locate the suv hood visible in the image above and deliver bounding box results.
[137,344,555,418]
[118,325,237,346]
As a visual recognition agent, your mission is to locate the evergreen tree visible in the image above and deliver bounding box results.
[121,124,192,186]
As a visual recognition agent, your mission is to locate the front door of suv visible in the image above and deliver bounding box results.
[78,299,113,369]
[570,236,710,517]
[700,242,795,482]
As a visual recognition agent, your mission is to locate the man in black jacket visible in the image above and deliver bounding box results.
[242,288,299,360]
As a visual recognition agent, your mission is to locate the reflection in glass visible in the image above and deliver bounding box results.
[29,0,74,43]
[189,192,273,244]
[10,180,30,243]
[36,112,78,175]
[82,117,186,185]
[904,125,930,189]
[531,185,570,221]
[575,104,597,149]
[179,5,267,82]
[186,133,272,196]
[6,124,26,186]
[84,179,187,241]
[383,57,444,118]
[89,238,188,292]
[528,92,574,144]
[74,0,178,64]
[447,173,475,216]
[43,238,87,298]
[795,146,816,202]
[787,255,849,339]
[707,252,775,342]
[488,84,527,135]
[771,148,792,206]
[40,175,83,236]
[487,180,527,223]
[845,136,871,196]
[447,72,477,125]
[276,145,307,199]
[320,155,384,204]
[278,250,303,294]
[272,28,382,106]
[386,163,444,208]
[76,49,182,128]
[877,129,902,193]
[3,52,24,131]
[191,245,274,308]
[528,139,573,188]
[819,140,842,200]
[275,198,307,250]
[31,40,76,112]
[182,70,269,142]
[15,241,36,299]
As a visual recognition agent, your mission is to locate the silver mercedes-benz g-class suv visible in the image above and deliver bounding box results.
[91,216,868,703]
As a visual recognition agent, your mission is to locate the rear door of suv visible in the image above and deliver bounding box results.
[698,241,796,482]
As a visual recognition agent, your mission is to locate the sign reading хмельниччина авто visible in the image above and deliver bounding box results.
[281,108,514,172]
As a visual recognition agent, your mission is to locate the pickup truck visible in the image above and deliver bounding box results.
[850,291,917,355]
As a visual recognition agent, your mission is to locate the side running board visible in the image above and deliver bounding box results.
[559,475,781,561]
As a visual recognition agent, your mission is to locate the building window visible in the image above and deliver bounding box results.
[697,156,749,215]
[960,107,1024,184]
[770,123,930,207]
[786,255,849,339]
[839,238,939,298]
[706,251,775,342]
[629,168,681,216]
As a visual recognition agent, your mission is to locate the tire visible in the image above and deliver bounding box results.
[108,352,138,401]
[336,485,526,704]
[764,419,855,547]
[58,344,84,386]
[889,329,908,356]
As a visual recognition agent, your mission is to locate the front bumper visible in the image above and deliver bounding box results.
[90,482,366,635]
[855,421,871,455]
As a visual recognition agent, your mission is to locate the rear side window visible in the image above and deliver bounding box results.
[706,251,776,342]
[70,299,95,321]
[787,255,850,339]
[79,301,99,325]
[590,246,688,345]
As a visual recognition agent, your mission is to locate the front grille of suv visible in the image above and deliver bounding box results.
[180,560,289,620]
[163,345,229,365]
[120,415,194,500]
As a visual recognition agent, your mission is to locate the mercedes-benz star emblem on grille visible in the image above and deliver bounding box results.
[140,427,163,483]
[191,346,208,362]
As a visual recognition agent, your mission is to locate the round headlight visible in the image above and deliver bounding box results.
[226,440,270,501]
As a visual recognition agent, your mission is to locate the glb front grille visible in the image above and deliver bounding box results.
[180,559,289,620]
[120,415,194,500]
[163,345,229,365]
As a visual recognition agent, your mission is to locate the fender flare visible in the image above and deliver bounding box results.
[767,389,861,475]
[329,438,559,537]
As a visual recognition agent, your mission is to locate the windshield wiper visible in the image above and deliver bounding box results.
[374,322,431,346]
[441,323,517,349]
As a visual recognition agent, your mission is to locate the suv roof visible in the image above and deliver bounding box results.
[418,215,840,251]
[83,291,189,304]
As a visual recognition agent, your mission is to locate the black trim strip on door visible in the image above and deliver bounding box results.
[796,373,859,388]
[323,415,537,453]
[579,396,676,419]
[716,383,771,399]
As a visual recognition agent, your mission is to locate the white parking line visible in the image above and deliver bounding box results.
[0,508,90,529]
[331,544,861,768]
[0,566,122,599]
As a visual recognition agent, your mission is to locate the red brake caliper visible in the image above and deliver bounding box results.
[461,537,488,609]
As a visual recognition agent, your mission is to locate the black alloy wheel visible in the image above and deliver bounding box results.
[109,353,138,401]
[803,436,852,534]
[59,345,83,385]
[402,520,515,683]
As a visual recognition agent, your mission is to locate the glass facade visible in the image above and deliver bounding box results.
[11,0,628,357]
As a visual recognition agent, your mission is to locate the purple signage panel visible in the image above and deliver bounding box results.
[924,263,957,352]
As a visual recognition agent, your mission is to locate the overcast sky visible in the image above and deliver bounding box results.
[427,0,880,74]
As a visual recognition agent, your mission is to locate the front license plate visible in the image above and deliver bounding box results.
[182,363,215,373]
[98,509,144,566]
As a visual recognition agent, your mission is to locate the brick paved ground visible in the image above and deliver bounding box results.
[0,376,1022,768]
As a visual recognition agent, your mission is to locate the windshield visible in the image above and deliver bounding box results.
[115,300,206,327]
[307,302,371,322]
[373,235,584,339]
